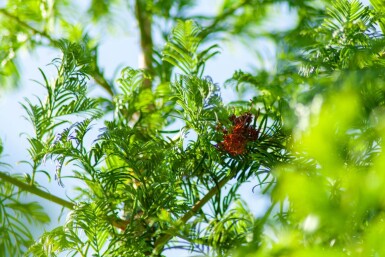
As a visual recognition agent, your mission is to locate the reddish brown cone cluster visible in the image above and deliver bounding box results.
[217,112,259,156]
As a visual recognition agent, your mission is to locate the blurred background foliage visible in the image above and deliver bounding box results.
[1,0,385,256]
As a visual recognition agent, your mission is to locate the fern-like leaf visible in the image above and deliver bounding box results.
[163,20,220,76]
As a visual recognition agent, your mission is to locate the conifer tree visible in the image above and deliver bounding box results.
[1,0,385,256]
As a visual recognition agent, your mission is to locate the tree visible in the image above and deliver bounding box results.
[1,0,385,256]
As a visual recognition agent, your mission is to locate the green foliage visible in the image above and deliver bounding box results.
[0,167,50,256]
[163,20,220,76]
[0,0,54,88]
[17,16,287,256]
[232,0,385,256]
[2,0,385,256]
[21,40,101,186]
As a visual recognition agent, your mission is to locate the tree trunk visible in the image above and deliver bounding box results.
[135,0,153,90]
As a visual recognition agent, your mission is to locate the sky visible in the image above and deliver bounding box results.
[0,1,295,256]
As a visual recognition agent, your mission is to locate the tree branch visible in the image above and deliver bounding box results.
[0,8,114,97]
[0,8,55,42]
[135,0,154,89]
[91,68,115,96]
[201,0,252,39]
[0,171,74,209]
[153,173,234,254]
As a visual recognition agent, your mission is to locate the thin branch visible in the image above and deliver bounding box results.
[0,8,55,42]
[153,173,233,255]
[0,171,74,209]
[91,68,115,96]
[201,0,252,38]
[0,8,114,97]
